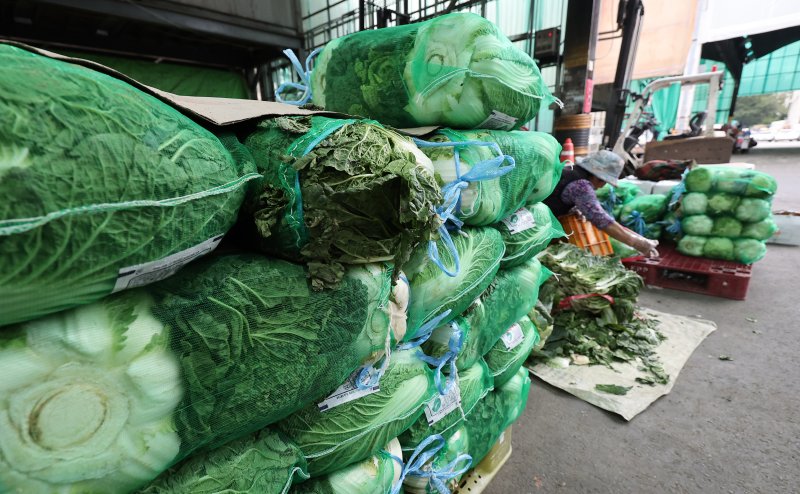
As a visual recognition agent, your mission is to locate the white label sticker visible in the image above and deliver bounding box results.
[424,380,461,425]
[478,110,519,131]
[317,365,380,412]
[113,235,224,293]
[501,323,525,350]
[501,208,537,234]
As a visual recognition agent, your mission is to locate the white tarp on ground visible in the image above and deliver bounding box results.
[527,308,716,421]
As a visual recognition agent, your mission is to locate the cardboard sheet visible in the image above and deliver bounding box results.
[526,308,716,420]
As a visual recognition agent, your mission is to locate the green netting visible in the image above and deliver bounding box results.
[291,439,403,494]
[139,430,308,494]
[682,215,714,236]
[311,12,554,129]
[423,129,561,225]
[404,227,504,340]
[423,257,551,371]
[685,167,777,198]
[706,193,741,216]
[494,202,565,269]
[529,158,566,204]
[734,238,767,264]
[735,198,772,223]
[460,367,530,465]
[596,182,642,214]
[61,50,249,99]
[0,44,259,327]
[711,217,743,238]
[620,194,668,224]
[742,218,778,241]
[0,254,393,492]
[399,359,494,452]
[677,235,707,257]
[484,317,539,387]
[681,192,708,216]
[401,427,471,494]
[703,237,736,261]
[277,348,435,477]
[241,115,441,289]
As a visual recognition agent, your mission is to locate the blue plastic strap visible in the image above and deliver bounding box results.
[624,210,647,236]
[275,47,322,105]
[665,218,683,235]
[389,435,472,494]
[399,309,453,350]
[669,168,690,208]
[601,187,617,214]
[299,118,356,156]
[414,137,515,278]
[416,323,464,395]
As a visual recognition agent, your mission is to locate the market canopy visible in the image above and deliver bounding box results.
[701,24,800,80]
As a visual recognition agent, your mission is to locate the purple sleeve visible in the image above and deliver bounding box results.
[562,180,616,229]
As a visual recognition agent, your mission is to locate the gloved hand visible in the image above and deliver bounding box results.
[636,238,660,258]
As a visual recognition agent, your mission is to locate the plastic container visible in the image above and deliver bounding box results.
[559,214,613,256]
[622,243,752,300]
[453,426,513,494]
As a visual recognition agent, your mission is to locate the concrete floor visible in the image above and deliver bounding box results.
[487,145,800,494]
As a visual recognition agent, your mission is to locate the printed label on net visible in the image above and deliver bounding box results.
[478,110,519,130]
[318,364,380,411]
[501,323,525,350]
[113,234,224,293]
[501,208,537,234]
[424,380,461,425]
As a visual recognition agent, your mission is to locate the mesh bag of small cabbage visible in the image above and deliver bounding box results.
[0,44,260,327]
[276,348,436,478]
[0,254,399,493]
[419,129,562,226]
[309,12,555,129]
[595,182,643,216]
[494,202,566,269]
[241,115,441,289]
[685,166,777,198]
[422,257,551,372]
[619,194,668,239]
[403,226,505,341]
[484,317,540,387]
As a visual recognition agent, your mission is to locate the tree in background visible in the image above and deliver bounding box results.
[735,93,789,126]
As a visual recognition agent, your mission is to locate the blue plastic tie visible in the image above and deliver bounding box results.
[413,137,515,278]
[388,435,472,494]
[669,168,690,208]
[624,210,647,236]
[399,310,453,351]
[275,47,322,105]
[601,187,617,214]
[665,217,683,235]
[415,322,464,395]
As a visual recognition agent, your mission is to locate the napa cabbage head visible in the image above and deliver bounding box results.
[0,292,182,494]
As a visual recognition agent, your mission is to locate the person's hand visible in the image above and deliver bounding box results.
[637,238,660,258]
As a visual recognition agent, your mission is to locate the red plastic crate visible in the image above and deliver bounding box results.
[621,243,752,300]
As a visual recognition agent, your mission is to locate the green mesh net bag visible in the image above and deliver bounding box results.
[703,237,735,261]
[277,348,435,477]
[529,300,554,351]
[0,44,260,327]
[596,182,642,214]
[685,166,777,197]
[682,215,714,236]
[620,194,668,224]
[0,254,393,493]
[734,238,767,264]
[292,438,404,494]
[677,235,707,257]
[422,257,551,372]
[419,129,561,226]
[494,202,565,269]
[404,227,504,341]
[742,218,778,241]
[461,367,530,465]
[484,317,539,387]
[529,158,566,204]
[307,12,555,129]
[241,115,442,289]
[399,359,494,452]
[400,428,472,494]
[706,192,741,216]
[711,216,743,238]
[139,430,308,494]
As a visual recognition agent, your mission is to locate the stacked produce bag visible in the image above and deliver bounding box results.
[0,11,565,494]
[675,167,777,264]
